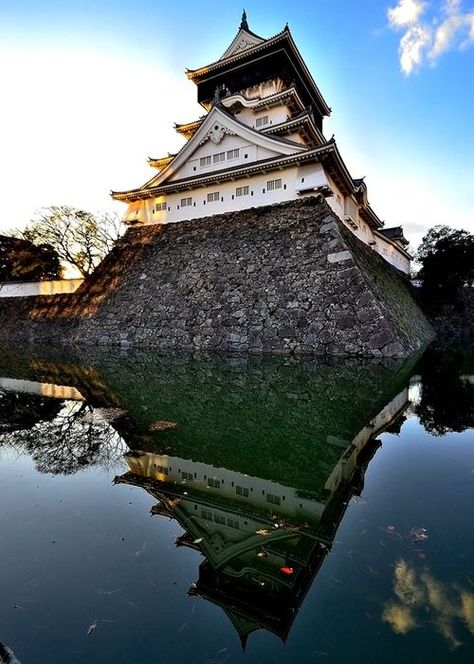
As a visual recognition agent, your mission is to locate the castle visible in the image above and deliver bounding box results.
[112,12,411,275]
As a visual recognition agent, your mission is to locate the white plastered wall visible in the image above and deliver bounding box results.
[168,134,283,182]
[122,162,411,273]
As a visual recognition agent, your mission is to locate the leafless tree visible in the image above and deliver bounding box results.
[0,396,128,474]
[11,206,123,277]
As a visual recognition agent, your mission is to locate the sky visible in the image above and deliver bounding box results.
[0,0,473,250]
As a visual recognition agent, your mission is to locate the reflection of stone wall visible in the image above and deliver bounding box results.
[0,198,433,357]
[0,344,416,495]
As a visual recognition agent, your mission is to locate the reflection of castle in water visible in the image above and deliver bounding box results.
[115,387,408,645]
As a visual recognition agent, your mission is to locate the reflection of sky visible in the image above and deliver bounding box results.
[0,350,473,661]
[408,379,422,408]
[0,1,473,247]
[383,559,474,648]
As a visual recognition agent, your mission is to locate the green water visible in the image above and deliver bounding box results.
[0,345,472,663]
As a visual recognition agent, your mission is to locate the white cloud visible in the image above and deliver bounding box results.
[387,0,474,73]
[388,0,426,28]
[430,14,465,57]
[400,25,432,73]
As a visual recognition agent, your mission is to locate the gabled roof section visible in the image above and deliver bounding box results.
[123,105,307,194]
[261,111,326,146]
[111,140,338,202]
[220,11,266,60]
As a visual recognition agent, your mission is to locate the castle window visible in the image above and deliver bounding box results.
[236,486,249,497]
[213,152,225,164]
[236,186,249,197]
[207,191,219,203]
[155,201,167,212]
[181,197,192,207]
[227,149,239,159]
[214,513,226,525]
[256,115,269,128]
[267,178,282,191]
[181,471,193,481]
[266,493,281,505]
[201,508,212,520]
[227,518,239,529]
[200,156,212,167]
[208,477,220,489]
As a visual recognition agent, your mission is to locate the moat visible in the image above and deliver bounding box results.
[0,344,473,663]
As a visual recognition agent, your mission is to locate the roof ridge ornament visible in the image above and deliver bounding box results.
[240,9,249,31]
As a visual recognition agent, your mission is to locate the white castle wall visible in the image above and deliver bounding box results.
[124,165,410,274]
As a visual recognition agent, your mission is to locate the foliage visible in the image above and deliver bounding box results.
[0,234,62,282]
[415,349,474,436]
[416,225,474,296]
[16,206,123,277]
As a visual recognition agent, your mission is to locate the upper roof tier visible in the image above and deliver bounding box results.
[186,14,331,123]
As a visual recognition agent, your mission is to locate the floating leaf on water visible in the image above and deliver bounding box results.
[280,567,294,575]
[408,526,429,543]
[87,618,98,636]
[193,538,203,544]
[148,421,178,432]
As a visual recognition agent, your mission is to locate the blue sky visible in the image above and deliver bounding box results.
[0,0,473,248]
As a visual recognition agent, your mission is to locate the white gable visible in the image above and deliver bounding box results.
[143,107,306,191]
[168,134,283,182]
[220,29,265,60]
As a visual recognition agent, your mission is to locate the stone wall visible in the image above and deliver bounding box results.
[0,198,433,357]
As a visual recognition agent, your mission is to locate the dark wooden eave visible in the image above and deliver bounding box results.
[186,28,331,121]
[378,226,410,246]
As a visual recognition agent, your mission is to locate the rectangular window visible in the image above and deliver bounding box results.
[153,464,168,475]
[200,156,212,167]
[266,493,281,505]
[155,201,166,212]
[267,179,282,191]
[256,115,269,128]
[181,197,192,207]
[213,152,225,164]
[200,508,213,520]
[208,477,220,489]
[227,148,239,159]
[207,191,220,203]
[236,486,249,497]
[236,186,249,197]
[214,513,226,525]
[181,471,193,481]
[227,517,240,529]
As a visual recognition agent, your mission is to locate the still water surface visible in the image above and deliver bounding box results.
[0,345,473,663]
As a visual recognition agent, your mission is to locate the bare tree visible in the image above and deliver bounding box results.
[0,393,128,474]
[13,206,123,277]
